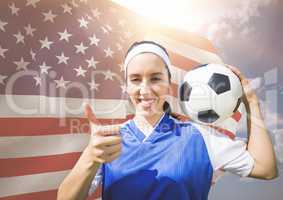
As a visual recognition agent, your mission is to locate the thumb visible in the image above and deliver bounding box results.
[84,103,100,125]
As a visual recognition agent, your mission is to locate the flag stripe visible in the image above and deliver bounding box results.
[0,190,58,200]
[0,134,89,159]
[0,94,183,118]
[0,95,127,118]
[0,153,81,177]
[0,170,102,198]
[0,170,69,198]
[0,117,128,136]
[0,189,101,200]
[145,34,223,64]
[167,50,201,71]
[154,28,217,53]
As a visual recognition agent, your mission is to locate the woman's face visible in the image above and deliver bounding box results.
[126,53,171,117]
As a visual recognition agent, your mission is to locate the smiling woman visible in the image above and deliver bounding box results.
[57,40,277,200]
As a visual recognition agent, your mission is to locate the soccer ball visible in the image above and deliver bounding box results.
[179,63,243,125]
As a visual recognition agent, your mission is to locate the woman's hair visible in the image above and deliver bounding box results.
[125,40,173,114]
[125,41,172,83]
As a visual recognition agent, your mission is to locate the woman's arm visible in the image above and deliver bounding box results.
[57,148,101,200]
[227,65,278,180]
[57,104,122,200]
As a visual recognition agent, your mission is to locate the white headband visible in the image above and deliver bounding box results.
[124,43,171,73]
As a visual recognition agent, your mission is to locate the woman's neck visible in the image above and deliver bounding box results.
[135,112,165,127]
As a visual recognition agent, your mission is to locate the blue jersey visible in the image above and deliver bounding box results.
[101,113,213,200]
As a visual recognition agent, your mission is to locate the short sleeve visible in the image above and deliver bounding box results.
[88,166,103,196]
[193,123,254,177]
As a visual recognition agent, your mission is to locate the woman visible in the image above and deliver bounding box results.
[57,41,278,200]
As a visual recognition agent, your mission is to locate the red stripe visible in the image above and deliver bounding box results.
[0,118,128,136]
[209,125,236,140]
[0,190,58,200]
[168,50,201,71]
[0,152,82,177]
[171,83,179,98]
[0,187,101,200]
[231,111,241,122]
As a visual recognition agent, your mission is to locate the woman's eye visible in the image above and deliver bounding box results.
[151,77,161,81]
[130,78,140,82]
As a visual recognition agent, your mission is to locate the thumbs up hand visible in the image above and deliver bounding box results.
[84,103,122,164]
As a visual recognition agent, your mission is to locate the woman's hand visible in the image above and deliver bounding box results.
[225,64,278,180]
[84,104,122,165]
[226,64,258,105]
[57,104,123,200]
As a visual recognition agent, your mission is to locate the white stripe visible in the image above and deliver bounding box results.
[144,34,223,64]
[0,95,127,118]
[170,64,186,84]
[0,170,70,198]
[0,134,89,158]
[0,93,184,118]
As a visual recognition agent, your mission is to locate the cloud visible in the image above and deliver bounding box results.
[194,0,277,39]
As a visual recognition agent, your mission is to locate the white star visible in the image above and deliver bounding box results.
[56,52,69,65]
[88,79,100,91]
[91,8,101,19]
[39,62,52,74]
[74,66,87,77]
[54,76,70,89]
[78,17,88,29]
[30,49,36,60]
[86,57,99,69]
[14,57,30,71]
[75,42,88,54]
[116,43,123,51]
[39,37,53,49]
[33,76,41,86]
[0,20,8,32]
[24,24,36,36]
[61,4,72,14]
[89,34,100,46]
[26,0,40,8]
[43,10,57,23]
[9,3,20,16]
[71,0,78,7]
[13,31,25,44]
[120,84,127,93]
[104,70,115,81]
[0,46,8,58]
[101,26,109,34]
[58,29,72,42]
[104,47,114,58]
[0,74,8,85]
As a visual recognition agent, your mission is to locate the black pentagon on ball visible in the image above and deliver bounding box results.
[198,109,219,123]
[208,73,231,94]
[179,82,192,101]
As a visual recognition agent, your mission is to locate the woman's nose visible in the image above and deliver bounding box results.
[139,80,151,95]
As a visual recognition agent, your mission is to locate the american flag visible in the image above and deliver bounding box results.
[0,0,236,199]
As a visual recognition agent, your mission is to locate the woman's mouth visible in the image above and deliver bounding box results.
[137,98,156,108]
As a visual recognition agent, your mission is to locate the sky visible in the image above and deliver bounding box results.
[114,0,283,199]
